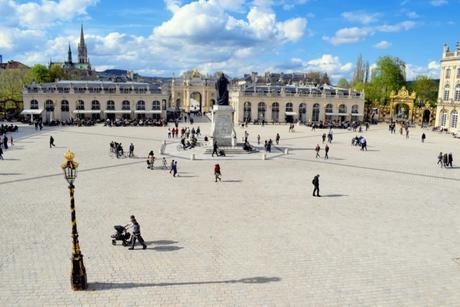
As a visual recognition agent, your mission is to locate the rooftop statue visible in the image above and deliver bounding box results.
[215,72,229,106]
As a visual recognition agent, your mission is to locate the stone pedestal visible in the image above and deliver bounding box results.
[211,105,236,147]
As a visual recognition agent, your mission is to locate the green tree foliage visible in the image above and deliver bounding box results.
[409,75,438,106]
[26,64,51,83]
[305,71,331,85]
[0,68,31,102]
[352,55,370,86]
[336,77,350,89]
[367,56,406,105]
[49,64,69,82]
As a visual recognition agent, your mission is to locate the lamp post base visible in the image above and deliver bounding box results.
[71,255,87,290]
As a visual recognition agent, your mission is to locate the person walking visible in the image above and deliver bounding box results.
[129,143,135,157]
[172,161,178,177]
[169,159,175,173]
[437,152,443,167]
[421,133,426,143]
[324,144,329,159]
[448,153,453,168]
[147,150,155,169]
[443,153,448,168]
[214,163,222,182]
[212,141,219,157]
[127,215,147,250]
[0,146,3,160]
[406,128,410,139]
[322,133,326,144]
[10,135,13,146]
[312,174,320,197]
[275,133,280,145]
[315,144,321,158]
[3,135,8,150]
[257,134,260,145]
[49,136,55,148]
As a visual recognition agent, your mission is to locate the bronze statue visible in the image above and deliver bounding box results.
[215,73,229,106]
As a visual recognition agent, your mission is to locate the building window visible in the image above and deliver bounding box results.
[339,104,347,114]
[312,103,320,122]
[152,100,160,110]
[451,111,458,128]
[61,100,69,112]
[272,102,279,122]
[446,68,451,79]
[455,85,460,102]
[257,102,266,121]
[162,99,167,110]
[299,103,307,122]
[91,100,100,110]
[457,68,460,79]
[440,111,448,127]
[122,100,130,110]
[107,100,115,110]
[30,99,39,110]
[351,104,359,114]
[243,102,251,122]
[45,100,54,112]
[137,100,145,110]
[76,100,85,110]
[285,102,293,112]
[325,104,333,114]
[444,85,450,101]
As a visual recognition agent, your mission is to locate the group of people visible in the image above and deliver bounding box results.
[351,135,367,151]
[146,150,168,170]
[109,141,130,158]
[0,134,13,160]
[437,152,454,168]
[321,130,334,143]
[314,144,330,159]
[168,126,201,139]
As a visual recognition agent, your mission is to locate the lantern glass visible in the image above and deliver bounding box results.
[63,164,77,185]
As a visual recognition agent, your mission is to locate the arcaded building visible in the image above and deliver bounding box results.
[21,81,169,121]
[230,83,365,124]
[435,43,460,131]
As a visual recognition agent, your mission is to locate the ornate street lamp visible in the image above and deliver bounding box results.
[61,150,87,290]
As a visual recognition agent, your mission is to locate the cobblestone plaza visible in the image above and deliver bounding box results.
[1,123,460,306]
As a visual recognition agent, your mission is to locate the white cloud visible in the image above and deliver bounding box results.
[374,40,391,49]
[406,11,419,18]
[405,61,440,80]
[430,0,448,6]
[324,21,416,45]
[341,11,381,25]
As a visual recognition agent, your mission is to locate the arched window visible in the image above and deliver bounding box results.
[312,103,320,122]
[76,100,85,110]
[122,100,130,110]
[272,102,280,122]
[351,104,359,114]
[31,99,39,109]
[299,103,306,122]
[243,102,251,121]
[285,102,293,112]
[339,104,347,113]
[325,104,333,113]
[152,100,161,110]
[440,111,448,127]
[444,85,450,101]
[91,100,100,110]
[45,100,54,112]
[451,111,458,128]
[455,85,460,102]
[107,100,115,110]
[258,102,266,121]
[162,99,167,110]
[61,100,69,112]
[446,68,451,79]
[137,100,145,110]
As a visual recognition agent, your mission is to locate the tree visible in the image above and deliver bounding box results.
[305,71,331,85]
[336,77,350,88]
[409,75,438,107]
[367,56,406,105]
[0,68,31,102]
[49,64,68,82]
[26,64,50,83]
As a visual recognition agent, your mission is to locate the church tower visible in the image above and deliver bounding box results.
[78,24,89,64]
[67,43,73,64]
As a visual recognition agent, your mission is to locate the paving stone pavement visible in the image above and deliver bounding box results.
[1,122,460,306]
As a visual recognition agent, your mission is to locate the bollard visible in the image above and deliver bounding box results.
[284,148,289,154]
[191,153,195,160]
[262,153,266,160]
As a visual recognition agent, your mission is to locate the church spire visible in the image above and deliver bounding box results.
[67,43,73,64]
[78,24,88,64]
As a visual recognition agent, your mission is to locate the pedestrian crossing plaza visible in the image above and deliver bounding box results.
[1,122,460,306]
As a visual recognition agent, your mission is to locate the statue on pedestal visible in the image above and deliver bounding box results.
[215,72,229,106]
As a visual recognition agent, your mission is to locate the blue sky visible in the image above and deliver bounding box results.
[0,0,458,82]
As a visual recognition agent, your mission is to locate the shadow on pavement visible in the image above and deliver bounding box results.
[321,194,348,198]
[89,276,281,290]
[152,246,183,252]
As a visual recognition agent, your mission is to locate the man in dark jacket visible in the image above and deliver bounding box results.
[312,174,320,197]
[49,136,55,148]
[212,141,219,157]
[128,215,147,250]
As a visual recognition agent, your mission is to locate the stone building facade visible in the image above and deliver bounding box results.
[21,81,168,122]
[435,42,460,131]
[230,84,365,124]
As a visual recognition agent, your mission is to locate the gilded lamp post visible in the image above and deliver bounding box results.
[61,150,88,290]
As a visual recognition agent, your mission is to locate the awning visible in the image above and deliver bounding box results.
[73,110,102,114]
[134,110,162,114]
[325,112,349,116]
[104,110,132,114]
[285,112,297,116]
[21,109,43,115]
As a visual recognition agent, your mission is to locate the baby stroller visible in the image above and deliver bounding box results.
[111,225,131,246]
